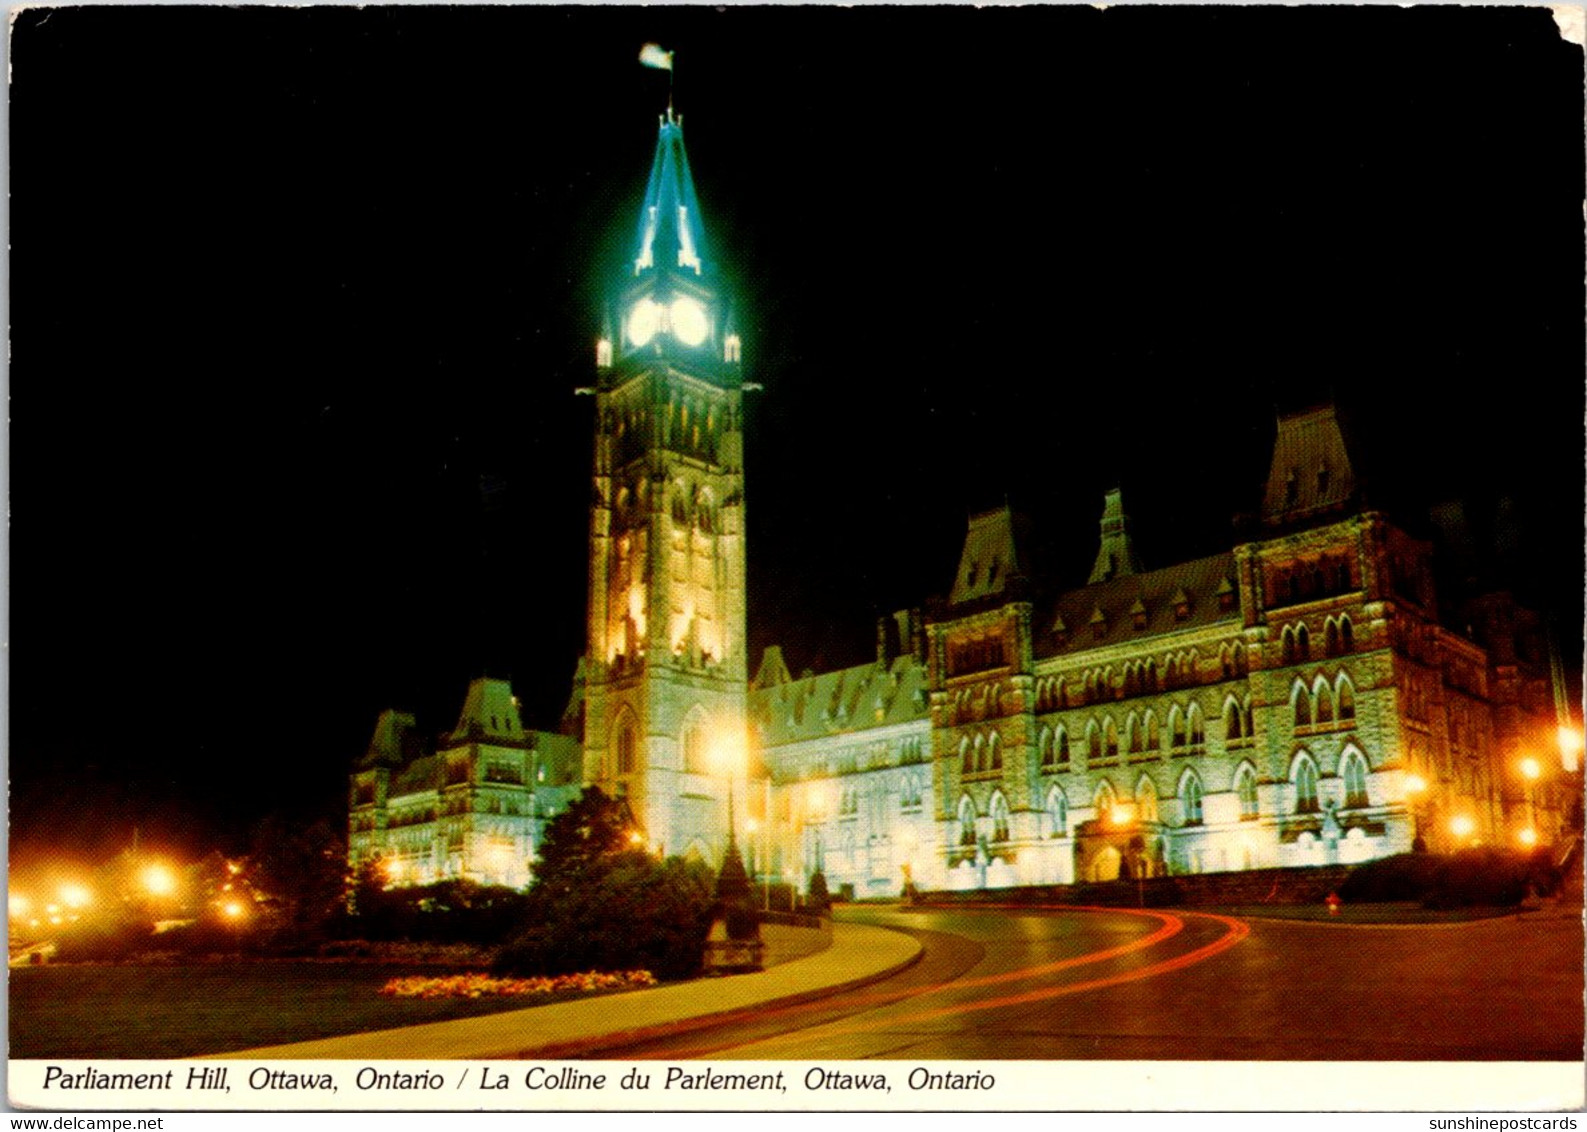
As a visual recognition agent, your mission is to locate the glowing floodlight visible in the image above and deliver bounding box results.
[142,865,176,897]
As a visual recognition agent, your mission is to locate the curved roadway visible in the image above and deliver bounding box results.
[597,903,1582,1061]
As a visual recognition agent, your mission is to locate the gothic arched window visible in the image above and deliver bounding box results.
[1293,755,1320,814]
[1179,771,1204,826]
[990,794,1011,843]
[615,718,637,775]
[1236,764,1259,818]
[957,796,977,846]
[1136,777,1159,823]
[1342,748,1369,809]
[1337,675,1356,722]
[681,713,708,773]
[1224,698,1243,742]
[1047,787,1069,838]
[1293,681,1312,729]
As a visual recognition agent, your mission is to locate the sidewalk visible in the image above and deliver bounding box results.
[215,920,921,1061]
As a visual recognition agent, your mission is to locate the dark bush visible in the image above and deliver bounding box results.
[760,881,798,913]
[492,787,716,979]
[1424,847,1529,909]
[1338,853,1442,903]
[494,854,714,979]
[722,904,759,941]
[804,871,830,915]
[53,918,156,963]
[341,879,532,944]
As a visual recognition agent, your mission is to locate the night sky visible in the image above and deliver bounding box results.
[12,6,1584,868]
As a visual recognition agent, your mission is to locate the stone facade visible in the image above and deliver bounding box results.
[348,678,581,886]
[350,109,1576,895]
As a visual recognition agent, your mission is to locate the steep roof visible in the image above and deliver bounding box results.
[444,677,528,747]
[948,505,1031,607]
[749,654,931,748]
[1037,551,1241,659]
[1261,403,1363,527]
[358,709,423,770]
[632,109,707,277]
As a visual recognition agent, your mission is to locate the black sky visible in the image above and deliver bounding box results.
[13,5,1584,865]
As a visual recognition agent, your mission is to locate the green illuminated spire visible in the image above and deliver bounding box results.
[632,109,707,279]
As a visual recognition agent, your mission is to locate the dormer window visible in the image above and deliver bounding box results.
[966,562,978,587]
[1285,467,1299,507]
[1130,598,1148,630]
[1316,463,1330,497]
[724,334,741,363]
[987,560,1000,585]
[596,337,613,368]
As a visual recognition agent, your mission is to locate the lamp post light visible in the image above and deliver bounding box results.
[710,730,752,912]
[1519,756,1542,847]
[1403,772,1429,851]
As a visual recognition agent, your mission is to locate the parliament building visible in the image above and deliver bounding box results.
[349,102,1576,896]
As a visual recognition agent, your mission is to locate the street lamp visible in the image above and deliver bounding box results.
[709,728,752,909]
[1520,757,1542,845]
[142,864,176,898]
[1449,814,1476,843]
[1403,772,1429,851]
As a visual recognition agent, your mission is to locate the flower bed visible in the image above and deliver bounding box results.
[379,970,656,999]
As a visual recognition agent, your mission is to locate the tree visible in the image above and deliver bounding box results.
[530,786,640,893]
[246,815,348,938]
[494,788,715,979]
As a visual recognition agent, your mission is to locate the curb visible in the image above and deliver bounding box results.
[479,924,925,1059]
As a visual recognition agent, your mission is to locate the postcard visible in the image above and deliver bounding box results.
[9,3,1584,1116]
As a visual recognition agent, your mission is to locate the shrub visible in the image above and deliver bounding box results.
[1338,853,1442,903]
[494,854,714,980]
[53,919,156,963]
[804,871,830,915]
[1424,847,1529,909]
[493,788,716,980]
[341,879,531,944]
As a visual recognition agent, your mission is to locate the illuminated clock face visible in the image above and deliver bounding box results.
[627,298,660,347]
[669,296,709,347]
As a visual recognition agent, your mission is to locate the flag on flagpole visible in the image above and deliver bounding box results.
[639,44,674,71]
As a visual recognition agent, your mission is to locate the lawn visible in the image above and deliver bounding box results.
[9,961,602,1059]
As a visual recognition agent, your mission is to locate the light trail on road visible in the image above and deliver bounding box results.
[616,905,1244,1060]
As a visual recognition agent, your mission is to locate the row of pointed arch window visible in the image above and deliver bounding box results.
[1292,674,1357,731]
[1032,643,1253,712]
[959,731,1004,776]
[1037,703,1216,768]
[1280,616,1355,665]
[993,747,1372,844]
[956,752,1371,851]
[958,793,1012,845]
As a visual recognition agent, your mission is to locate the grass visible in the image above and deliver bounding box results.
[9,961,614,1059]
